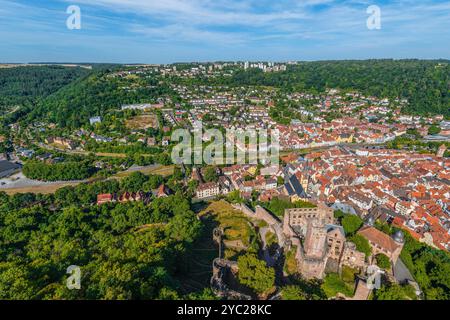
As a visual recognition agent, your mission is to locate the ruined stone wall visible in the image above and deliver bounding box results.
[255,205,280,226]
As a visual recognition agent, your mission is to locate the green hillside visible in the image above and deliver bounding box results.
[221,60,450,117]
[0,65,91,110]
[29,69,174,128]
[2,60,449,129]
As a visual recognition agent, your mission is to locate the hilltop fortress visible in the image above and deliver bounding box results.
[282,203,406,280]
[284,204,365,279]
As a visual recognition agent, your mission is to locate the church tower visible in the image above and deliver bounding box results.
[437,144,447,158]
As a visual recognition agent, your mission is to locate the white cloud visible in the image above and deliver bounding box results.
[71,0,311,27]
[0,0,448,62]
[129,23,250,45]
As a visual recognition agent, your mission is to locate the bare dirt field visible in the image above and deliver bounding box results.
[125,114,159,130]
[113,164,174,178]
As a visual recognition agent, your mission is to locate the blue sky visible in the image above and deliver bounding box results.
[0,0,449,63]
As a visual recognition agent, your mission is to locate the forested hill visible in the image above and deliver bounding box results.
[0,66,91,110]
[221,60,450,117]
[3,60,449,128]
[29,69,174,128]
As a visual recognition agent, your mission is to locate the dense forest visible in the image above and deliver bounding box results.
[22,161,96,182]
[219,60,450,117]
[0,66,90,110]
[28,70,175,128]
[0,174,207,300]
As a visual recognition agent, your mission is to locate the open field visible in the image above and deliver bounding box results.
[112,165,174,178]
[38,142,154,159]
[1,165,174,195]
[2,181,81,195]
[0,172,88,195]
[74,151,128,158]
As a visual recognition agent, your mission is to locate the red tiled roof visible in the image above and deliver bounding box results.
[97,194,113,203]
[358,226,401,254]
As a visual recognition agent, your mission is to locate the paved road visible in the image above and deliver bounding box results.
[280,142,387,155]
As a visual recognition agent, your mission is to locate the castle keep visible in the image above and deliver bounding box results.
[283,203,366,279]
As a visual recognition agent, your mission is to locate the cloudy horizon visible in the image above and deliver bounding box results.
[0,0,449,63]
